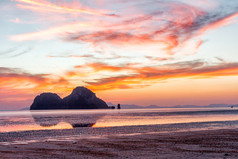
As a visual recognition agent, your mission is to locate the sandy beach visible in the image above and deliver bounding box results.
[1,128,238,159]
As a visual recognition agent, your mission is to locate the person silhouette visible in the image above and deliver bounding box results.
[117,104,121,109]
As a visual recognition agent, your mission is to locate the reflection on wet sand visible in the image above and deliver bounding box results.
[1,108,238,133]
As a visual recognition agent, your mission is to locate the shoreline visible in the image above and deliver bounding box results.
[1,128,238,158]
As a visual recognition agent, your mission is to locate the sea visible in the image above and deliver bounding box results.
[0,108,238,145]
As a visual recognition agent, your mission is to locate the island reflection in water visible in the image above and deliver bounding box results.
[0,110,106,133]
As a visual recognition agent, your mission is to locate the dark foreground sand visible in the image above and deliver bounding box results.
[1,129,238,159]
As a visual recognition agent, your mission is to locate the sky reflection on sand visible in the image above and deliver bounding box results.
[0,122,73,133]
[93,114,238,127]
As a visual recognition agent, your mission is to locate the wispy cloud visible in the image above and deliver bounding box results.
[11,0,238,58]
[47,54,93,58]
[66,2,238,54]
[0,46,32,58]
[10,17,21,23]
[15,0,118,16]
[10,21,99,41]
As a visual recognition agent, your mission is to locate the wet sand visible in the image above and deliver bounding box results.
[1,128,238,158]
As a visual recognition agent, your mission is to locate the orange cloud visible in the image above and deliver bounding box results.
[0,67,73,108]
[2,60,238,108]
[69,61,238,91]
[75,62,132,72]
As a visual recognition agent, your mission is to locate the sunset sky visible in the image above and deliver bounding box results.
[1,0,238,110]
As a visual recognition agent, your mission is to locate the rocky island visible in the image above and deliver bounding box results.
[30,86,109,110]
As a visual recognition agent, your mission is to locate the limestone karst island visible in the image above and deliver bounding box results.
[30,86,109,110]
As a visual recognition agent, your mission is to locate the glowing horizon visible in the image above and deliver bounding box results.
[1,0,238,110]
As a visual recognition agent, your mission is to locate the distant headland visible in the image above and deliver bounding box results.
[30,86,109,110]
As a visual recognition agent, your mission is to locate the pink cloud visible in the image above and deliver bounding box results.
[10,0,238,57]
[15,0,118,16]
[10,18,21,23]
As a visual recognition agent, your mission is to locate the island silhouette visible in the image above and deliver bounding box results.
[30,86,109,110]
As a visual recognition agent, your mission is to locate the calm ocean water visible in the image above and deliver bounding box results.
[0,108,238,145]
